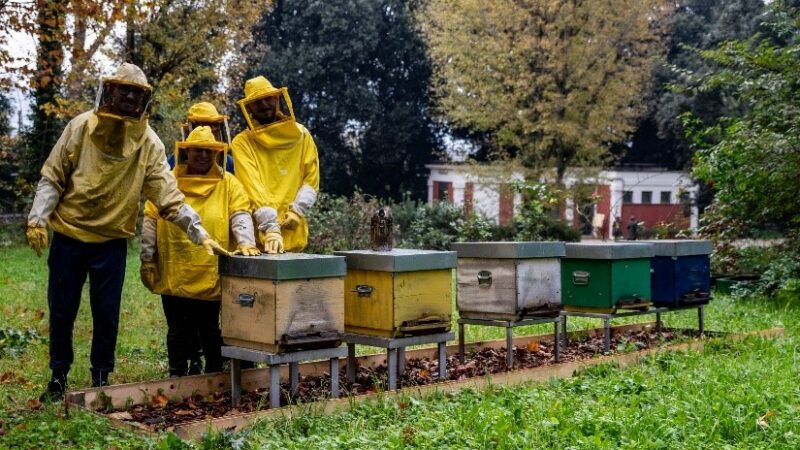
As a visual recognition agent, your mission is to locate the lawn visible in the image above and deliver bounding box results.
[0,242,797,449]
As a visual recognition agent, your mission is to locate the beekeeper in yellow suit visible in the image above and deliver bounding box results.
[140,126,259,377]
[231,76,320,253]
[25,63,229,401]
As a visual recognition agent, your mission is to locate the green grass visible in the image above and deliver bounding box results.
[0,242,797,449]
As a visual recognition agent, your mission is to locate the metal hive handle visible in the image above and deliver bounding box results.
[236,293,255,307]
[477,270,492,286]
[353,285,373,297]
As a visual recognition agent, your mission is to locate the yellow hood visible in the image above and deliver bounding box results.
[175,126,226,197]
[238,76,302,149]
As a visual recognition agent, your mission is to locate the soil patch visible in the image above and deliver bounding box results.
[121,328,702,431]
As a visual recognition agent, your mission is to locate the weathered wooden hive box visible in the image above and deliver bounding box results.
[451,241,566,320]
[333,249,456,337]
[219,254,346,352]
[561,243,655,312]
[642,239,712,307]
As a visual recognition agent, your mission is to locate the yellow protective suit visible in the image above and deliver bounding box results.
[231,76,320,252]
[39,114,183,243]
[143,128,252,300]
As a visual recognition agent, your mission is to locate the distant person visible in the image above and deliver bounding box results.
[612,216,622,241]
[591,213,606,240]
[626,216,639,240]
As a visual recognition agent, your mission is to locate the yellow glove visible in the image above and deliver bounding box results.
[279,210,303,231]
[140,261,159,290]
[264,231,285,254]
[201,238,232,257]
[26,225,48,257]
[234,244,261,256]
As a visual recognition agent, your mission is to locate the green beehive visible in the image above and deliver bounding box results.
[561,243,655,313]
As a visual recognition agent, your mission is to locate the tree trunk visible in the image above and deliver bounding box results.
[26,0,67,181]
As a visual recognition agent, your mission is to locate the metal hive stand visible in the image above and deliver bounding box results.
[457,316,562,369]
[343,332,454,391]
[560,304,706,353]
[222,345,347,408]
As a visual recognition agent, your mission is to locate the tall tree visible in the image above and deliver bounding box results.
[121,0,264,149]
[617,0,766,170]
[420,0,670,184]
[688,1,800,233]
[24,0,68,181]
[243,0,440,200]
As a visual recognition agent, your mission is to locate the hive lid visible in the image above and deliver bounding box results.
[333,249,457,272]
[450,241,566,259]
[639,239,713,256]
[219,253,346,281]
[564,242,655,259]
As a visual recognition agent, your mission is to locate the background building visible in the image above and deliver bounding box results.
[427,163,698,239]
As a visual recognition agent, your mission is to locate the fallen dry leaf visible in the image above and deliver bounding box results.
[174,409,194,416]
[419,369,430,378]
[26,398,42,410]
[151,393,169,408]
[34,309,45,321]
[526,341,540,352]
[108,411,133,421]
[0,372,13,383]
[757,411,776,429]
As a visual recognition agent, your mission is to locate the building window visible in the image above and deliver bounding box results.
[660,191,672,204]
[641,191,652,204]
[622,191,633,204]
[434,181,452,203]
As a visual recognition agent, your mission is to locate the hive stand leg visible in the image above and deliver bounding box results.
[230,359,241,407]
[346,343,356,384]
[458,322,466,363]
[562,315,569,345]
[289,362,299,397]
[656,312,663,334]
[506,325,514,369]
[329,357,339,399]
[554,320,561,363]
[603,318,611,353]
[698,305,705,336]
[397,347,406,377]
[438,340,447,380]
[270,364,281,408]
[387,348,398,390]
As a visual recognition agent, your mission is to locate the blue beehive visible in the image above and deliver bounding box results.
[644,240,712,306]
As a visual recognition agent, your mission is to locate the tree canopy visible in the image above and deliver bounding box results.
[687,0,800,236]
[420,0,670,183]
[242,0,440,200]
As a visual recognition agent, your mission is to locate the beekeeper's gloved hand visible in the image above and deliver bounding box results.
[26,226,49,257]
[279,209,303,231]
[264,232,284,254]
[140,261,159,290]
[202,237,231,257]
[235,244,261,256]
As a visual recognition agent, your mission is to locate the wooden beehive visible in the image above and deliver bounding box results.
[333,249,456,338]
[452,242,566,320]
[219,253,346,352]
[561,243,655,313]
[642,240,712,307]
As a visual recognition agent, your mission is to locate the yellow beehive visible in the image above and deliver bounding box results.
[334,249,456,337]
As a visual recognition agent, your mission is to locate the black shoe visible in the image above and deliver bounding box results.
[91,369,109,388]
[188,359,203,376]
[39,379,66,402]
